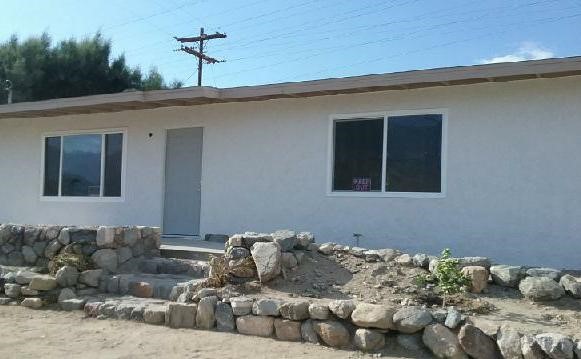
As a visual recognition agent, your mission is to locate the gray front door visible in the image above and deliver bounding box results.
[163,127,203,236]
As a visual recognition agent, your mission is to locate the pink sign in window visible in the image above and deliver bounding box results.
[352,177,371,192]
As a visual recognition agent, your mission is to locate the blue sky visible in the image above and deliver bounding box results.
[2,0,581,88]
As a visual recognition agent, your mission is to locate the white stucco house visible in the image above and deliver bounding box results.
[1,57,580,268]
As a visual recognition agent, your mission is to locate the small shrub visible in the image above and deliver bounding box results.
[49,252,91,275]
[414,248,471,307]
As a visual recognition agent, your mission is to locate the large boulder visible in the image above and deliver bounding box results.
[165,303,197,328]
[461,266,489,293]
[281,252,298,270]
[4,283,21,298]
[58,287,76,302]
[535,333,574,359]
[250,242,281,282]
[422,324,468,359]
[351,303,395,330]
[295,232,314,250]
[236,315,274,337]
[490,265,524,287]
[96,227,115,248]
[215,302,235,332]
[457,257,492,270]
[91,249,118,272]
[274,318,302,341]
[519,277,565,301]
[61,298,87,311]
[317,242,335,255]
[458,324,501,359]
[526,268,562,281]
[21,297,43,308]
[412,253,430,268]
[29,275,57,291]
[21,246,38,265]
[241,232,273,249]
[271,230,297,251]
[15,271,38,285]
[393,306,433,333]
[497,326,523,359]
[397,333,426,352]
[279,301,310,321]
[226,246,250,260]
[130,282,153,298]
[308,303,330,320]
[444,308,462,329]
[196,296,218,329]
[143,306,166,325]
[521,335,546,359]
[55,266,79,287]
[79,269,103,287]
[6,252,24,266]
[313,321,351,349]
[252,298,281,316]
[559,274,581,299]
[230,297,253,316]
[44,240,62,259]
[328,299,356,319]
[354,329,385,352]
[301,319,319,344]
[23,227,41,246]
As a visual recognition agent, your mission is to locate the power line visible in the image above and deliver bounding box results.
[147,0,569,77]
[209,10,581,84]
[161,0,567,73]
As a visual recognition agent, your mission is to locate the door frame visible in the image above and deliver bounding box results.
[160,126,206,237]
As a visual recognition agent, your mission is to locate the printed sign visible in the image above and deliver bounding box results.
[352,177,371,192]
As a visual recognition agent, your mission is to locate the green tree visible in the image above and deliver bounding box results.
[0,32,181,104]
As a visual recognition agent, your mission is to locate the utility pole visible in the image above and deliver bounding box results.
[175,27,227,86]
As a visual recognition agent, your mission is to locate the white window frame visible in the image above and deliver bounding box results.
[326,108,447,198]
[39,127,128,202]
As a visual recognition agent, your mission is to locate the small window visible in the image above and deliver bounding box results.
[42,131,124,198]
[330,112,444,196]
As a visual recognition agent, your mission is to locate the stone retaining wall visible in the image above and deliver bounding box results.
[0,224,161,271]
[82,292,581,358]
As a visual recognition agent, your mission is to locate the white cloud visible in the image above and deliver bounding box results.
[479,42,554,64]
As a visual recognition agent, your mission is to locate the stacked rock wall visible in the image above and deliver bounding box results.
[81,292,581,358]
[0,224,161,272]
[225,230,314,283]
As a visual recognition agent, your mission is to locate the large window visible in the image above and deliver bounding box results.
[42,130,125,198]
[330,111,445,197]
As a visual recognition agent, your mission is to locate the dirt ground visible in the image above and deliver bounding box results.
[250,250,581,340]
[0,306,425,359]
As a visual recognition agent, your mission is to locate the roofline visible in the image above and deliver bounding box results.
[2,56,581,119]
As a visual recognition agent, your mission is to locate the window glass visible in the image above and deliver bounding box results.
[61,134,102,197]
[333,118,383,191]
[43,137,61,196]
[385,114,442,193]
[104,133,123,197]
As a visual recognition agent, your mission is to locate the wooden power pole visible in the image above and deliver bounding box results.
[175,28,227,86]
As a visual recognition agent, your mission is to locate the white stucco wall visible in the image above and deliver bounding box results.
[1,76,580,268]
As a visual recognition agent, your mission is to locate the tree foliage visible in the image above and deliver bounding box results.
[0,32,182,104]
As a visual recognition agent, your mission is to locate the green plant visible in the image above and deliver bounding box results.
[49,252,91,275]
[414,249,471,307]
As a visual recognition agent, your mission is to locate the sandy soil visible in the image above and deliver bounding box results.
[0,306,423,359]
[246,250,581,340]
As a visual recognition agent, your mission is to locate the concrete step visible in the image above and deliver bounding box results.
[160,237,224,261]
[137,257,209,277]
[104,273,206,300]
